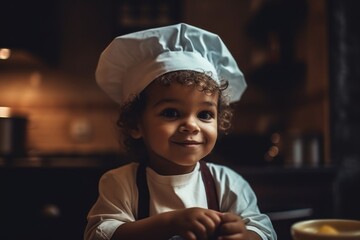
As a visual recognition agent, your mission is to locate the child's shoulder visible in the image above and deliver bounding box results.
[206,162,246,182]
[108,162,139,172]
[206,161,236,173]
[97,162,140,195]
[101,162,139,181]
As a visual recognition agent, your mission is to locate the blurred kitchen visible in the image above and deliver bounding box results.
[0,0,359,239]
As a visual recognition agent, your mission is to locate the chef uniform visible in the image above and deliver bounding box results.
[84,23,277,240]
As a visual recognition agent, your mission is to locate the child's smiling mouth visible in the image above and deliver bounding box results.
[171,140,203,147]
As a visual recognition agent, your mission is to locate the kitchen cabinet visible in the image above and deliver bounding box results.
[0,166,105,240]
[0,162,337,240]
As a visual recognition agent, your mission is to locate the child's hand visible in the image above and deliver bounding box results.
[216,213,261,240]
[170,207,222,240]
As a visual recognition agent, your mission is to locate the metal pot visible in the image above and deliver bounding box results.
[0,116,28,156]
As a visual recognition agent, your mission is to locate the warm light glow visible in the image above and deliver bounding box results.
[0,107,11,117]
[268,146,279,157]
[29,71,42,87]
[0,48,11,60]
[271,132,281,144]
[264,145,280,162]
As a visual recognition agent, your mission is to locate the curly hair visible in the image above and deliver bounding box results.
[116,70,233,160]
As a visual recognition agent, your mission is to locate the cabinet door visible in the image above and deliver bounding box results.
[0,168,104,240]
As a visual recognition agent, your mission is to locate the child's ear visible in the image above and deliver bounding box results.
[130,128,142,139]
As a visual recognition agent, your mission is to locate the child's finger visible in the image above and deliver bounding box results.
[220,212,242,223]
[217,233,245,240]
[191,220,210,240]
[219,221,243,235]
[205,210,222,225]
[182,230,197,240]
[218,213,247,236]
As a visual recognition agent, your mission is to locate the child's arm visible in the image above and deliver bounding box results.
[111,207,222,240]
[216,212,262,240]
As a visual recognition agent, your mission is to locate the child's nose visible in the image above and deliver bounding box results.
[178,117,200,133]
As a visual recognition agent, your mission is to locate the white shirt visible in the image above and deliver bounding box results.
[84,162,277,240]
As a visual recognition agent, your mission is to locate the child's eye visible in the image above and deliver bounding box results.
[160,108,180,119]
[198,111,215,121]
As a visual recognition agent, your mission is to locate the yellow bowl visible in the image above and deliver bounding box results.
[291,219,360,240]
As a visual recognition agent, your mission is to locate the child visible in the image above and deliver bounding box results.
[84,23,276,240]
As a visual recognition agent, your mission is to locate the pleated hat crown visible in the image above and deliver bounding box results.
[96,23,246,105]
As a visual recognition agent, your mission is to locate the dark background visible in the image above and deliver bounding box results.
[1,0,360,239]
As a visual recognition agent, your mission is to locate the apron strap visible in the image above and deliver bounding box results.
[136,160,220,220]
[199,160,220,212]
[136,162,150,220]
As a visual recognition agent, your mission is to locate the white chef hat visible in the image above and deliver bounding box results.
[96,23,246,105]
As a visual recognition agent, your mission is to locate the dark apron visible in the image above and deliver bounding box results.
[136,160,220,220]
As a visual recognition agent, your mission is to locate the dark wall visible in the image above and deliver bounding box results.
[0,1,61,66]
[328,0,360,219]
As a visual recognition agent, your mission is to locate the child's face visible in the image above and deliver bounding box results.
[132,81,219,175]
